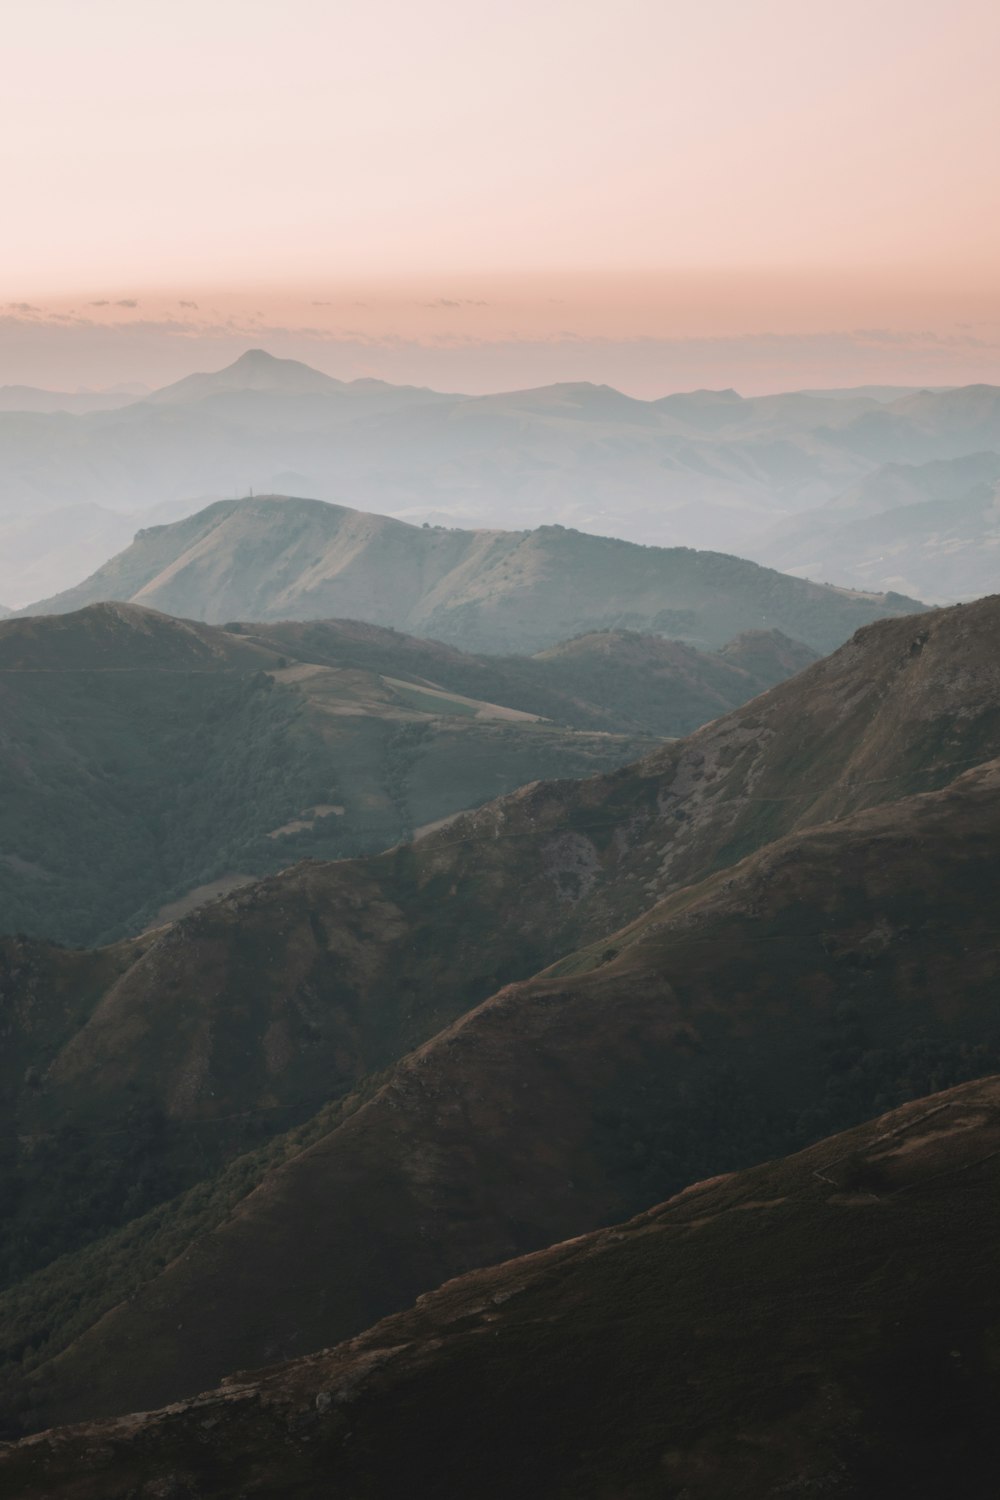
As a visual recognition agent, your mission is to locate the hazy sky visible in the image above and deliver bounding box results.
[4,0,1000,393]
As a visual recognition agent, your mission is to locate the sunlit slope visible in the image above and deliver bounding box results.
[24,494,925,653]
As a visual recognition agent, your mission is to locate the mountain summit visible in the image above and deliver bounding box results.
[144,348,350,404]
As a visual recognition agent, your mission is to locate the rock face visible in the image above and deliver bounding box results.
[6,1073,1000,1499]
[22,493,924,654]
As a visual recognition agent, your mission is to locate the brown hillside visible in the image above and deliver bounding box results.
[1,597,998,1419]
[17,756,1000,1430]
[8,1073,1000,1497]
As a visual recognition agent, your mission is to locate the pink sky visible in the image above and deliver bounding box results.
[3,0,1000,393]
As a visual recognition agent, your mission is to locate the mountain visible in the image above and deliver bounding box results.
[749,451,1000,599]
[2,597,999,1433]
[237,617,819,736]
[4,353,1000,601]
[0,352,875,550]
[18,755,1000,1435]
[144,348,351,404]
[0,603,669,945]
[0,497,212,609]
[8,1073,999,1499]
[796,382,955,401]
[0,387,137,415]
[22,494,925,654]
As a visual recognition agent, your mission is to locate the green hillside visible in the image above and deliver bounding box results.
[0,604,661,945]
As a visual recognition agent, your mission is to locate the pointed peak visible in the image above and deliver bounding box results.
[145,350,345,405]
[231,348,281,367]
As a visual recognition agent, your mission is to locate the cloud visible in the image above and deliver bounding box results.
[89,300,110,307]
[7,302,39,313]
[422,297,490,309]
[116,299,139,309]
[178,299,199,309]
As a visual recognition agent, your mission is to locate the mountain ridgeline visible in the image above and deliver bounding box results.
[23,493,924,654]
[1,595,1000,1450]
[748,449,1000,601]
[6,350,1000,609]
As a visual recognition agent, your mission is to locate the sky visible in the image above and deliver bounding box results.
[3,0,1000,395]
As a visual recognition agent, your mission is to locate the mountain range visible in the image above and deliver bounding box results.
[2,373,999,1490]
[23,493,923,654]
[2,594,999,1452]
[0,602,816,946]
[748,450,1000,599]
[4,350,1000,605]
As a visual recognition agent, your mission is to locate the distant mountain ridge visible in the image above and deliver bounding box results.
[21,493,925,654]
[0,386,139,415]
[2,350,1000,602]
[748,450,1000,600]
[0,348,995,555]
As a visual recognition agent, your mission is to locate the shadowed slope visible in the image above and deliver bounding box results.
[0,599,997,1318]
[15,756,1000,1430]
[8,1073,1000,1497]
[0,602,657,945]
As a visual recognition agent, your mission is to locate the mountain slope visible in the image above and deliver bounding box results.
[0,387,137,415]
[23,493,924,654]
[12,595,995,1131]
[1,597,998,1432]
[750,451,1000,599]
[235,618,819,736]
[8,1077,1000,1497]
[9,747,1000,1431]
[0,603,657,945]
[0,598,993,1295]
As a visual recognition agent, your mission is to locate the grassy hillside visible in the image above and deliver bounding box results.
[8,1075,1000,1498]
[234,617,818,736]
[24,493,925,654]
[11,758,1000,1433]
[0,603,660,945]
